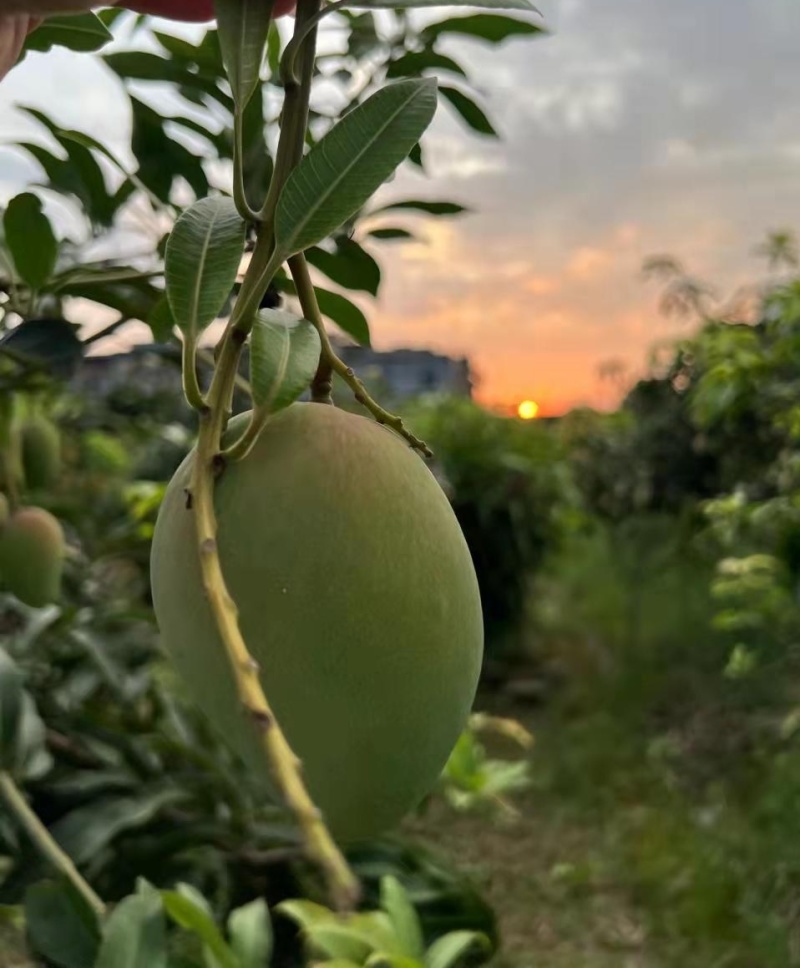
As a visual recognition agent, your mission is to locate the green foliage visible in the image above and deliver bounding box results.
[279,875,488,967]
[249,310,321,413]
[409,396,572,655]
[275,79,438,259]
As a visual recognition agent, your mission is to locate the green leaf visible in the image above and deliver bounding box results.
[275,79,438,258]
[0,318,83,380]
[386,51,467,80]
[307,239,382,296]
[315,287,371,346]
[366,956,421,968]
[14,694,52,782]
[305,923,376,961]
[162,891,238,968]
[95,891,168,968]
[24,880,101,968]
[165,197,245,340]
[227,898,273,968]
[367,227,416,241]
[276,899,336,930]
[130,97,210,203]
[51,789,186,867]
[439,87,497,136]
[422,13,545,44]
[24,13,112,54]
[3,193,58,289]
[0,649,24,772]
[381,877,424,958]
[371,199,469,217]
[215,0,273,109]
[250,309,321,414]
[147,296,176,344]
[425,931,489,968]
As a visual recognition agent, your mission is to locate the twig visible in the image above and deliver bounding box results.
[288,253,432,457]
[0,771,106,918]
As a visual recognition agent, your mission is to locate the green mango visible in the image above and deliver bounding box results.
[0,506,65,608]
[20,417,61,491]
[151,403,483,841]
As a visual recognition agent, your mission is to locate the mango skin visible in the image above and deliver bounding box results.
[0,507,65,608]
[0,493,8,529]
[20,417,61,491]
[150,403,483,841]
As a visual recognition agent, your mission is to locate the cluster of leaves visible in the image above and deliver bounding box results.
[1,4,543,366]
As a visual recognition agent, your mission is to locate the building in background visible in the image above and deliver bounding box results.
[74,341,474,403]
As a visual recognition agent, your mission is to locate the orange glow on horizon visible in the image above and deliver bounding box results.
[517,400,540,420]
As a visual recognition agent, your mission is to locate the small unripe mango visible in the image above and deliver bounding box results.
[151,403,483,841]
[0,507,65,608]
[20,417,61,491]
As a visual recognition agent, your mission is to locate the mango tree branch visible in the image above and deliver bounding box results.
[0,771,106,919]
[288,253,433,457]
[190,342,360,911]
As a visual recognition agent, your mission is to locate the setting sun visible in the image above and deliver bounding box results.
[517,400,540,420]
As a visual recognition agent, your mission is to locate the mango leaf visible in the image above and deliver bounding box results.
[275,79,437,258]
[228,898,273,968]
[387,51,467,80]
[425,931,489,968]
[315,287,371,346]
[275,277,371,346]
[439,87,497,136]
[51,788,187,866]
[162,890,238,968]
[95,891,168,968]
[380,877,424,959]
[216,0,273,110]
[0,649,24,771]
[250,309,320,413]
[165,197,245,340]
[0,318,83,380]
[422,13,545,44]
[367,227,416,241]
[130,97,210,203]
[371,199,469,217]
[304,924,376,961]
[307,239,381,296]
[24,880,101,968]
[14,694,52,782]
[24,13,112,54]
[276,899,336,930]
[3,193,58,289]
[146,296,176,344]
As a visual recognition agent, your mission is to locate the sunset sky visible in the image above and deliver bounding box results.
[1,0,799,413]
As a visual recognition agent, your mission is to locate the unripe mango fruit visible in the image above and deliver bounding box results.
[151,403,483,841]
[19,417,61,491]
[0,507,65,608]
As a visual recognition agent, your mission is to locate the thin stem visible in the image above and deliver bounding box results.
[280,0,348,86]
[0,772,106,918]
[259,0,322,226]
[221,411,264,462]
[288,254,432,456]
[181,335,205,410]
[233,109,261,224]
[311,354,334,404]
[189,368,359,910]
